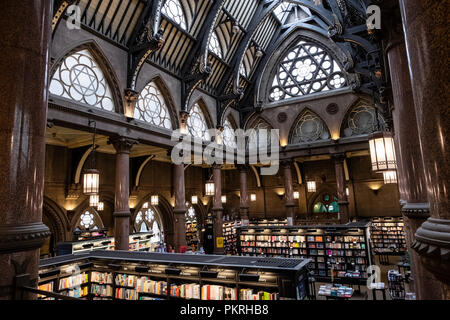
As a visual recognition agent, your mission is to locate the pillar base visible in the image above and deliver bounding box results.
[412,218,450,284]
[402,202,430,220]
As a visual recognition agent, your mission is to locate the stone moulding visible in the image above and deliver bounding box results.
[402,202,430,219]
[412,218,450,283]
[0,222,50,253]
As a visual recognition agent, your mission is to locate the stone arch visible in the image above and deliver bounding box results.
[49,40,124,114]
[136,75,180,129]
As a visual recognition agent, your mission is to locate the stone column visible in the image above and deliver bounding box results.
[282,161,296,225]
[0,0,52,300]
[399,1,450,293]
[238,165,249,221]
[110,137,137,251]
[333,154,349,224]
[173,164,187,252]
[385,12,444,299]
[212,165,224,254]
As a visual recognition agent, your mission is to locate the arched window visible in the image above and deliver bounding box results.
[75,209,104,231]
[291,111,330,144]
[50,49,115,111]
[248,119,273,150]
[134,205,164,245]
[342,104,386,137]
[135,81,173,129]
[223,118,237,149]
[161,0,187,30]
[186,205,199,246]
[187,103,210,141]
[313,194,340,214]
[209,31,223,59]
[270,40,347,102]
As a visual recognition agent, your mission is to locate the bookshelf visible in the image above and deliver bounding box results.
[223,219,288,256]
[236,222,373,284]
[370,217,407,255]
[56,232,154,255]
[223,220,241,255]
[38,251,311,301]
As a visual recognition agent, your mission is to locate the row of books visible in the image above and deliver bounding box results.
[115,288,138,300]
[38,282,54,300]
[59,273,89,290]
[136,278,168,295]
[91,272,113,284]
[62,286,89,298]
[91,284,113,297]
[318,285,353,298]
[239,289,279,300]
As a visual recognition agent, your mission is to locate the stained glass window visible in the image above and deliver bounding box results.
[77,210,102,230]
[162,0,187,30]
[209,32,223,59]
[223,119,237,149]
[343,105,386,137]
[134,206,163,245]
[135,81,173,129]
[248,120,272,150]
[187,103,210,141]
[270,40,347,101]
[291,111,330,143]
[49,49,115,111]
[313,195,340,213]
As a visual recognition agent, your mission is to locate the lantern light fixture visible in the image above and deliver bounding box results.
[97,202,104,211]
[346,187,350,197]
[221,195,227,203]
[250,194,257,202]
[191,195,198,205]
[89,194,100,208]
[307,181,317,193]
[205,180,215,196]
[151,195,159,206]
[383,171,398,184]
[83,169,100,195]
[369,131,397,172]
[83,120,100,195]
[293,191,300,200]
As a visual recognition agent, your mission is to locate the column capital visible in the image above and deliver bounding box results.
[109,136,138,154]
[281,160,293,168]
[331,153,346,162]
[237,164,248,172]
[212,163,223,170]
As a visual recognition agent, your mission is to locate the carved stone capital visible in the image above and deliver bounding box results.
[332,153,346,163]
[412,218,450,283]
[0,222,50,254]
[109,136,138,154]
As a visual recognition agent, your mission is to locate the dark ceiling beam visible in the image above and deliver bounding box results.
[216,0,276,96]
[126,0,165,90]
[181,0,226,76]
[180,0,226,112]
[52,0,77,37]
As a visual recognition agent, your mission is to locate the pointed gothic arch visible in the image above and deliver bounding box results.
[49,41,123,114]
[135,76,179,129]
[187,98,214,140]
[289,108,331,144]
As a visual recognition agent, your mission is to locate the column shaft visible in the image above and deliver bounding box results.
[282,162,296,225]
[110,137,137,251]
[212,165,224,254]
[333,154,349,224]
[386,18,443,299]
[238,166,249,221]
[173,164,187,252]
[0,0,52,300]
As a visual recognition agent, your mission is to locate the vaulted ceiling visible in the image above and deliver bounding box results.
[54,0,385,121]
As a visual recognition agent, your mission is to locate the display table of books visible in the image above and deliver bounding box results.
[318,284,354,300]
[38,251,311,301]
